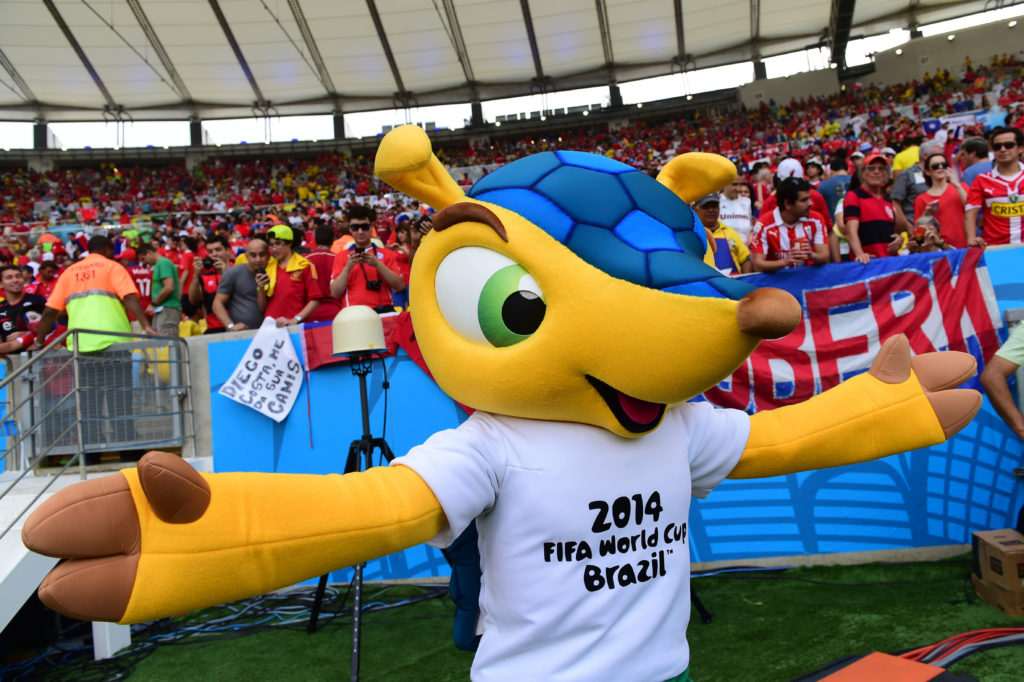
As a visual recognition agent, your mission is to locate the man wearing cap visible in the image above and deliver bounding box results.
[265,224,321,327]
[804,159,824,188]
[844,153,900,263]
[758,159,832,230]
[694,194,752,275]
[138,243,181,337]
[891,139,945,234]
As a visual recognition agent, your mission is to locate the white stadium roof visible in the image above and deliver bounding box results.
[0,0,1009,122]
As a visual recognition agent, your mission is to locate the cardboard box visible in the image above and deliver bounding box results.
[971,528,1024,592]
[972,574,1024,617]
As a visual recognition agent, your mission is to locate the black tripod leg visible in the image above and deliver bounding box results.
[308,440,364,633]
[307,573,330,633]
[691,587,713,625]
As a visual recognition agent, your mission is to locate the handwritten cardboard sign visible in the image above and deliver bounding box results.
[219,318,304,422]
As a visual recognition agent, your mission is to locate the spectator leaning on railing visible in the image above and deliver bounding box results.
[844,153,900,263]
[966,126,1024,246]
[0,264,46,354]
[913,152,967,248]
[32,234,156,351]
[749,177,829,273]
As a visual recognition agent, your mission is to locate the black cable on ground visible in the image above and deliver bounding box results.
[0,583,450,681]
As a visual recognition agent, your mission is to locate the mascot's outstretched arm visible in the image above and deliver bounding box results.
[22,455,444,624]
[731,334,981,479]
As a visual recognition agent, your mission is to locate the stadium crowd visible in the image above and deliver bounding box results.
[1,53,1023,347]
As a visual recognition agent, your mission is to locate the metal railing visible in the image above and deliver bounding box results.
[0,329,195,542]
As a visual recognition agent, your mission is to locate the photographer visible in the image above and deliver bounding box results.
[329,211,406,313]
[188,235,235,334]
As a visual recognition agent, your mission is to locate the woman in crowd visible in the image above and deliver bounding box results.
[389,219,413,308]
[913,152,967,248]
[753,165,773,216]
[911,216,954,252]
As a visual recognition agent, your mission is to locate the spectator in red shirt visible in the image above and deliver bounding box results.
[913,153,967,248]
[750,178,829,272]
[265,224,321,327]
[329,213,406,313]
[306,224,343,323]
[25,258,59,300]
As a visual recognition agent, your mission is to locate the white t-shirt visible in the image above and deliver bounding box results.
[718,195,754,243]
[394,402,749,682]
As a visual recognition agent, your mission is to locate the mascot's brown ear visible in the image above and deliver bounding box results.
[657,152,737,204]
[375,125,466,210]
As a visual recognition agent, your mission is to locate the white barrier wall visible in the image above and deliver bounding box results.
[739,68,841,109]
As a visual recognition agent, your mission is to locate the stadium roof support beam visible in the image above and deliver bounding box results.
[750,0,765,79]
[0,47,36,105]
[365,0,412,109]
[207,0,270,111]
[125,0,191,104]
[829,0,857,70]
[671,0,688,69]
[439,0,476,92]
[520,0,551,94]
[596,0,615,82]
[286,0,338,103]
[41,0,117,110]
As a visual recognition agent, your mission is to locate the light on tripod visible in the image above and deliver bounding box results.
[332,305,386,356]
[312,305,395,681]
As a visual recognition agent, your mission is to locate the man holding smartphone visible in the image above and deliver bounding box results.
[212,238,269,332]
[330,212,406,312]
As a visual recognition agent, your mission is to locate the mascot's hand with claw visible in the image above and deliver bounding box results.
[24,126,981,681]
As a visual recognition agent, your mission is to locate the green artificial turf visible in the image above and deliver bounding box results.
[17,556,1024,681]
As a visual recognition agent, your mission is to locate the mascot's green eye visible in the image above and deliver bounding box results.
[435,246,546,347]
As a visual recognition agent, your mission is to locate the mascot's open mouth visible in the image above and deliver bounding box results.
[585,376,667,433]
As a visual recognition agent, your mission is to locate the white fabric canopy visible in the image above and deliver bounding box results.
[0,0,1002,121]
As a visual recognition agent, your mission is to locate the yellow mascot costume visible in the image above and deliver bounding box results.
[24,125,980,681]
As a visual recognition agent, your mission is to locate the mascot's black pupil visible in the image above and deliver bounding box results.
[502,291,545,335]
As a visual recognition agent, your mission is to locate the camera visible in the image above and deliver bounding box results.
[203,257,214,269]
[365,279,383,291]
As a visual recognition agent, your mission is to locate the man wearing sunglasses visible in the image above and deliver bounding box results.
[329,214,406,313]
[966,127,1024,246]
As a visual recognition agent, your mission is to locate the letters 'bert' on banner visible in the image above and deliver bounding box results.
[219,318,304,422]
[704,249,1004,413]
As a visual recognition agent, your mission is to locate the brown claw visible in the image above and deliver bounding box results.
[138,451,211,523]
[869,334,911,384]
[38,554,138,623]
[911,352,977,391]
[928,389,983,438]
[22,472,139,559]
